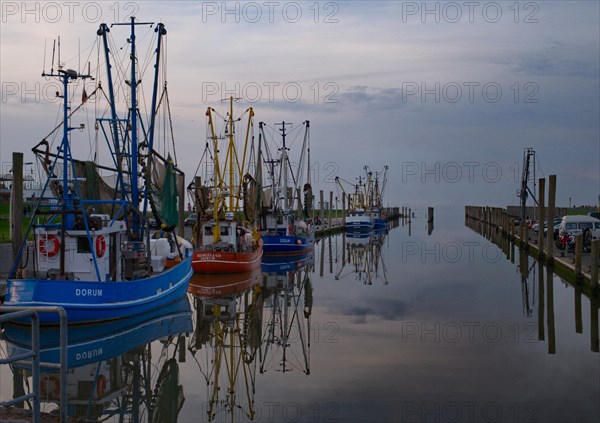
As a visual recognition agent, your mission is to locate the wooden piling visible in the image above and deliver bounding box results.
[329,191,333,228]
[545,175,557,265]
[538,178,545,259]
[575,235,583,282]
[591,239,599,289]
[342,193,346,225]
[319,190,324,223]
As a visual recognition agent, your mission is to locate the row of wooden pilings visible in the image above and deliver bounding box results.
[465,175,600,292]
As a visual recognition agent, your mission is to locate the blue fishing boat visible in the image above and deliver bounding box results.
[259,121,315,254]
[1,18,192,324]
[337,175,374,232]
[364,165,389,229]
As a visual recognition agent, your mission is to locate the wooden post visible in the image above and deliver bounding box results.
[328,191,333,228]
[319,190,324,224]
[575,235,583,282]
[538,178,545,259]
[591,239,599,289]
[342,193,346,226]
[545,175,556,265]
[11,152,24,268]
[519,221,525,249]
[319,237,325,277]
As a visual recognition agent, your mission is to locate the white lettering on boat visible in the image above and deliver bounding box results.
[76,348,103,360]
[75,288,103,297]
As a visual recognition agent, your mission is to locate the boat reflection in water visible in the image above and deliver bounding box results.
[187,269,263,421]
[335,228,389,285]
[186,253,313,422]
[261,253,315,375]
[1,296,193,421]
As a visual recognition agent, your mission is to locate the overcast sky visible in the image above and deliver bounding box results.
[1,1,598,210]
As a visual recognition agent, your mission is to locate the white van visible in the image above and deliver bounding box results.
[559,215,600,239]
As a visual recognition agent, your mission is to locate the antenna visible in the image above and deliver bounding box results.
[51,39,56,73]
[43,39,47,75]
[58,36,61,69]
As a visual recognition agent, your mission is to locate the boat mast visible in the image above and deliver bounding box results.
[206,106,221,242]
[228,97,235,212]
[142,22,167,225]
[111,16,154,238]
[276,122,290,212]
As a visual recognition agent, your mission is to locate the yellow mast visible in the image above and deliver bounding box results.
[235,107,254,211]
[228,97,235,211]
[207,107,221,242]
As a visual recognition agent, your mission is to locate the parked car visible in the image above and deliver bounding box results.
[559,215,600,239]
[184,213,198,227]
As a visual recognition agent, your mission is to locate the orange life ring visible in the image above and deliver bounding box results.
[96,375,107,397]
[38,235,59,258]
[96,235,107,258]
[41,374,60,398]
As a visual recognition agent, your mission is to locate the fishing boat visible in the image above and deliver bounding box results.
[190,97,263,273]
[336,175,374,232]
[364,165,389,229]
[259,121,315,254]
[1,18,192,324]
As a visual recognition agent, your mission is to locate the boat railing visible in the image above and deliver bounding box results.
[0,306,68,423]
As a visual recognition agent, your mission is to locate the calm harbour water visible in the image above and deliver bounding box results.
[1,207,598,422]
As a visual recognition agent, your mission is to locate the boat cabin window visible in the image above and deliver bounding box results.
[77,236,92,253]
[221,226,229,236]
[579,222,593,230]
[565,223,577,230]
[204,226,213,236]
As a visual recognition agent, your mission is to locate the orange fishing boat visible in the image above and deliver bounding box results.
[191,215,263,273]
[190,97,263,273]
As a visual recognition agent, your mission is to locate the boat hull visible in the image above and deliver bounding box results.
[191,243,263,274]
[262,234,315,255]
[2,256,193,325]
